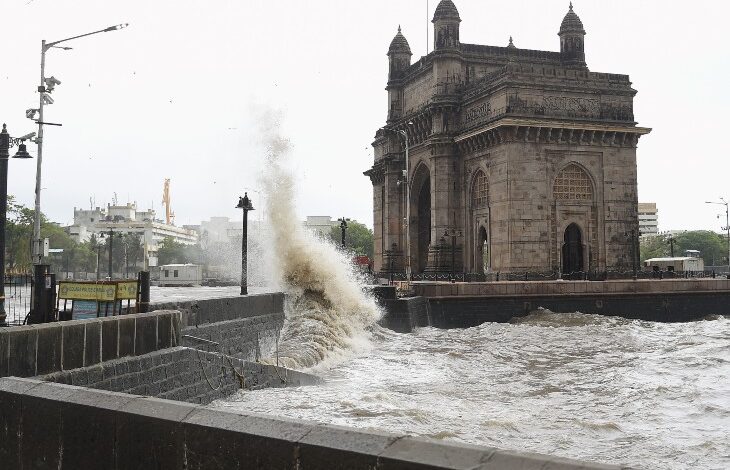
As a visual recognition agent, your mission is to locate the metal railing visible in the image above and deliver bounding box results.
[377,270,724,283]
[3,273,33,325]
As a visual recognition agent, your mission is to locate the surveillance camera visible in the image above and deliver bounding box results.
[44,76,62,93]
[19,132,36,140]
[45,76,61,86]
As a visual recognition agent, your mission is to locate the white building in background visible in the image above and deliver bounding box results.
[66,202,198,266]
[304,216,337,237]
[193,216,265,246]
[638,202,659,237]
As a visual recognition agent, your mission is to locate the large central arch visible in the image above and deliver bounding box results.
[469,169,490,273]
[562,223,584,273]
[411,163,431,274]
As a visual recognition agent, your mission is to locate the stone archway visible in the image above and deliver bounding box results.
[469,170,489,273]
[562,223,584,274]
[476,226,488,274]
[416,178,431,273]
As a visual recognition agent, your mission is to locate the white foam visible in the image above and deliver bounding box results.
[256,111,382,370]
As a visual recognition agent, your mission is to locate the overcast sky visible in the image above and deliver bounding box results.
[2,0,729,232]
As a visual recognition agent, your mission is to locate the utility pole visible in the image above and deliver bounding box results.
[339,217,348,248]
[236,193,254,295]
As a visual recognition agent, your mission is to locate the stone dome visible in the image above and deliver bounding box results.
[388,26,412,55]
[433,0,460,21]
[559,2,585,34]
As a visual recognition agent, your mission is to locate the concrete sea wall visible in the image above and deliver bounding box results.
[39,346,319,405]
[408,279,730,325]
[0,293,285,380]
[0,377,622,470]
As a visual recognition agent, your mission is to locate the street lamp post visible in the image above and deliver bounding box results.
[30,24,128,266]
[706,198,730,276]
[99,228,120,279]
[339,217,348,248]
[382,123,413,280]
[236,193,254,295]
[0,125,33,326]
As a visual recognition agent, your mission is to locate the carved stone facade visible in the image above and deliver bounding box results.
[365,1,651,275]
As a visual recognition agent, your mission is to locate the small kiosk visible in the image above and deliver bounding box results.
[57,280,139,320]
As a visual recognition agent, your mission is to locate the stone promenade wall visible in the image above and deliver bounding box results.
[414,278,730,298]
[39,346,319,405]
[0,310,180,378]
[0,293,286,380]
[0,377,621,470]
[150,292,284,327]
[379,297,431,333]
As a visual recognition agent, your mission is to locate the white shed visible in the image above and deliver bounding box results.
[158,264,202,286]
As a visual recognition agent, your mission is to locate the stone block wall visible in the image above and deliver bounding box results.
[0,377,622,470]
[0,293,287,381]
[380,297,431,333]
[413,278,730,297]
[181,313,283,363]
[150,292,283,328]
[0,310,181,379]
[39,346,319,405]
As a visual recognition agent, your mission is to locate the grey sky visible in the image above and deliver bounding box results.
[1,0,728,232]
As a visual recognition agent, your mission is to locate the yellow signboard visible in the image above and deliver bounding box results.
[58,283,116,301]
[116,281,138,300]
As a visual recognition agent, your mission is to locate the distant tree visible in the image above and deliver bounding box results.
[157,237,191,265]
[640,234,670,262]
[674,231,727,266]
[641,231,727,266]
[329,220,374,258]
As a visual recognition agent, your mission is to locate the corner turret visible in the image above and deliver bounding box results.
[388,25,412,80]
[432,0,461,51]
[558,2,586,67]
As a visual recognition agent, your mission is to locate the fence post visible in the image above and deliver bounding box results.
[138,270,150,313]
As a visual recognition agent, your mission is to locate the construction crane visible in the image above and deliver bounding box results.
[162,178,175,225]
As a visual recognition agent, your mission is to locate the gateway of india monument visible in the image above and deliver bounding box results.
[366,1,651,277]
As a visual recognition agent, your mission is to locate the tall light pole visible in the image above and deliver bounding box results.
[236,193,254,295]
[0,125,34,326]
[339,217,348,248]
[706,198,730,275]
[99,228,120,279]
[382,123,413,280]
[30,23,128,265]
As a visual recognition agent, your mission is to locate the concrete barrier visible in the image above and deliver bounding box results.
[150,292,284,327]
[0,377,624,470]
[39,346,320,405]
[0,293,287,380]
[0,310,182,378]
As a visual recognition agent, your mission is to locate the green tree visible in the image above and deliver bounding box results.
[157,237,191,265]
[6,196,35,271]
[674,231,726,266]
[329,220,374,258]
[640,234,670,262]
[640,231,727,266]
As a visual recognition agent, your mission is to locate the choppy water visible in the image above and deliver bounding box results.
[214,312,730,470]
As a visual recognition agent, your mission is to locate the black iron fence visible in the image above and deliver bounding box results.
[3,273,33,326]
[378,270,724,283]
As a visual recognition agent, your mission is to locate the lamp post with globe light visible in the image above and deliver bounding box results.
[0,125,34,325]
[236,193,254,295]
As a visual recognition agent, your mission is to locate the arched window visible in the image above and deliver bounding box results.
[553,163,592,200]
[471,170,488,208]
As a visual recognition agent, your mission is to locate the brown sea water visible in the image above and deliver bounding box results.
[215,312,730,470]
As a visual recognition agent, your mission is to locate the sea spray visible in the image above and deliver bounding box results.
[258,112,382,369]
